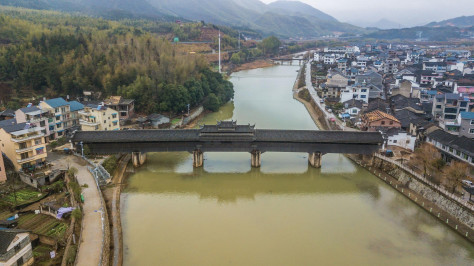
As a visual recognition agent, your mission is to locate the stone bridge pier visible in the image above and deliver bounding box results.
[308,152,322,168]
[251,150,262,168]
[193,150,204,168]
[132,152,147,167]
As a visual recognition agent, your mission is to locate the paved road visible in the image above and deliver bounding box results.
[52,155,103,266]
[305,60,355,131]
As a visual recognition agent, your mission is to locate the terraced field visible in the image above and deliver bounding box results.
[1,189,47,207]
[17,213,69,240]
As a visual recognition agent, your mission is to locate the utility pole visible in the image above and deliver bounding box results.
[218,31,221,73]
[187,104,190,116]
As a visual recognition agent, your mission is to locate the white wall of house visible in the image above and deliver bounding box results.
[387,133,416,151]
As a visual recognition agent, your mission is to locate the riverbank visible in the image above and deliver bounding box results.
[229,59,273,73]
[347,154,474,243]
[293,58,474,243]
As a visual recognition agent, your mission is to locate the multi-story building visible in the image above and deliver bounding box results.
[423,62,447,73]
[0,121,47,171]
[104,96,135,120]
[458,112,474,138]
[68,101,85,128]
[426,128,474,166]
[432,93,470,133]
[0,229,34,266]
[39,98,75,139]
[15,106,51,138]
[340,85,369,103]
[79,104,120,131]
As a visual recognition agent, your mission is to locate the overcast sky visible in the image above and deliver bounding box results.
[260,0,474,26]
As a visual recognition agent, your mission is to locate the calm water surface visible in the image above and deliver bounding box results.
[122,65,474,265]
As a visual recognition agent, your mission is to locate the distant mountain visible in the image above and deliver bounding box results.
[267,0,337,22]
[364,26,474,41]
[351,18,405,30]
[426,15,474,28]
[0,0,173,20]
[0,0,365,38]
[146,0,364,38]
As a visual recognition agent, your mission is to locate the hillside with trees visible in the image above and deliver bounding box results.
[0,7,234,114]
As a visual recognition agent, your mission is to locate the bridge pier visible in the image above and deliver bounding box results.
[251,150,261,168]
[308,152,322,168]
[193,150,204,168]
[132,152,147,167]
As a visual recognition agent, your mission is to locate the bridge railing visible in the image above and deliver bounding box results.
[374,153,474,212]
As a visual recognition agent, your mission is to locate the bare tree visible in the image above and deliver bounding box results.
[414,143,441,177]
[444,161,468,193]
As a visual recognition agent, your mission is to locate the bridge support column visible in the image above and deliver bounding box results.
[308,152,322,168]
[193,150,204,168]
[251,150,261,168]
[132,152,147,167]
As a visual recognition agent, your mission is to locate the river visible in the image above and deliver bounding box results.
[121,64,474,265]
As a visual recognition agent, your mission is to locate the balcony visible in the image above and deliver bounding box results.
[17,156,41,164]
[11,133,45,143]
[80,119,99,126]
[16,143,44,153]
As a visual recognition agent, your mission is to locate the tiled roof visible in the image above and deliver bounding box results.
[43,97,68,108]
[68,101,84,112]
[18,106,40,114]
[0,118,17,129]
[1,122,29,133]
[427,129,474,157]
[0,229,29,254]
[363,110,400,123]
[0,109,15,117]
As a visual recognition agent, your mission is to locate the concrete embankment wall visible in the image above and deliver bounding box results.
[350,155,474,242]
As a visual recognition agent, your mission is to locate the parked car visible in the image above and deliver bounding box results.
[462,180,474,188]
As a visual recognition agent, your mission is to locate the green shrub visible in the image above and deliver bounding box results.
[102,156,118,175]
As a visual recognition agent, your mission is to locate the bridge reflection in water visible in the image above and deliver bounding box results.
[126,152,381,203]
[71,121,383,169]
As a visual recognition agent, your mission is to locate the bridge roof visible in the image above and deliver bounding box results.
[72,129,383,144]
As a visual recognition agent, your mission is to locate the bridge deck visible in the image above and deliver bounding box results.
[72,129,382,144]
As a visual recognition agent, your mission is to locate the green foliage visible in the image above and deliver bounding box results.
[431,158,446,171]
[203,93,221,112]
[43,180,65,194]
[0,7,234,115]
[68,179,81,202]
[102,156,118,175]
[298,89,311,102]
[72,208,82,220]
[259,36,281,56]
[67,167,78,178]
[230,53,241,64]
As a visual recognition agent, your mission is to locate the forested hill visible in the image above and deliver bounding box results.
[0,8,234,114]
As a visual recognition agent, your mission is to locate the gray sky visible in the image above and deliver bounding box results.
[260,0,474,26]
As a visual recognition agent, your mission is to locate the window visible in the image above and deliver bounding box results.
[456,150,461,156]
[471,120,474,125]
[460,102,467,107]
[361,89,367,92]
[389,121,393,125]
[40,121,46,127]
[393,140,397,143]
[20,153,29,160]
[113,121,118,126]
[55,108,59,113]
[112,113,117,119]
[406,140,410,144]
[436,105,441,109]
[361,95,367,98]
[470,129,474,134]
[381,121,385,125]
[35,139,42,145]
[104,120,106,124]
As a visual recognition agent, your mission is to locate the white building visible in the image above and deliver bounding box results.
[0,229,34,266]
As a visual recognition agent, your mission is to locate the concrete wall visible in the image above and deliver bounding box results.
[375,157,474,228]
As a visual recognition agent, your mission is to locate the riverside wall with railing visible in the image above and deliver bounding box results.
[348,154,474,243]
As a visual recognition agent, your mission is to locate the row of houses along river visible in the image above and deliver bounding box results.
[120,61,474,265]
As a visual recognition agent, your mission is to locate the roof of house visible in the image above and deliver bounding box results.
[363,110,400,123]
[104,96,134,106]
[427,129,474,157]
[385,127,406,137]
[390,94,423,111]
[1,122,29,133]
[394,109,426,128]
[343,99,364,109]
[366,98,389,112]
[0,109,15,117]
[0,119,17,129]
[0,229,29,254]
[18,106,40,114]
[68,101,84,112]
[460,112,474,120]
[43,97,69,108]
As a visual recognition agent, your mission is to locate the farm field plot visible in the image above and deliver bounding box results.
[17,213,69,240]
[0,189,47,207]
